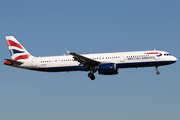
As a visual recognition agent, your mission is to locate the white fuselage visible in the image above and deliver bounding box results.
[17,50,177,72]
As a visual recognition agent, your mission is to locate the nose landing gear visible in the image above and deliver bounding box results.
[156,66,160,75]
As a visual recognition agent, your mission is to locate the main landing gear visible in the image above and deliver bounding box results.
[156,66,160,75]
[88,72,95,80]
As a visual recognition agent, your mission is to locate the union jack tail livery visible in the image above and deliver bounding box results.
[6,36,33,61]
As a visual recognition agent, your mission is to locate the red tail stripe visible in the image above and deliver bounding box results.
[7,40,23,49]
[13,54,30,61]
[145,52,161,54]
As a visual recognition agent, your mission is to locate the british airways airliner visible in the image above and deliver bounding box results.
[4,36,177,80]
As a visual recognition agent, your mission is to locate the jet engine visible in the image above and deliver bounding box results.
[96,63,118,75]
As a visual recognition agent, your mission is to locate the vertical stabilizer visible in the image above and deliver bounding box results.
[5,36,34,61]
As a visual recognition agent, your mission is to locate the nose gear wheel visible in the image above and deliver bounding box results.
[156,66,160,75]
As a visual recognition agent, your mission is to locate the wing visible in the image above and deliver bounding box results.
[67,51,101,70]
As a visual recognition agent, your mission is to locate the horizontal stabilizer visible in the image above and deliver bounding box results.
[4,59,23,65]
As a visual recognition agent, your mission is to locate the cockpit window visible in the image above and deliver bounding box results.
[164,53,171,56]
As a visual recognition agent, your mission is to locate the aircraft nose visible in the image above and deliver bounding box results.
[172,56,177,62]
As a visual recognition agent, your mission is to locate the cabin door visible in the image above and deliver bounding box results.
[120,54,125,62]
[31,58,36,67]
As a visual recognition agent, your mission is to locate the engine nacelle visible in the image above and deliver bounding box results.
[96,63,118,75]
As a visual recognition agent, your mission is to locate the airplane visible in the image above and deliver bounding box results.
[4,36,177,80]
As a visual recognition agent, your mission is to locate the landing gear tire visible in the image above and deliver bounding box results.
[155,66,160,75]
[88,73,95,80]
[156,71,160,75]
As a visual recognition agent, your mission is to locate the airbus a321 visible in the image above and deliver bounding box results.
[4,36,177,80]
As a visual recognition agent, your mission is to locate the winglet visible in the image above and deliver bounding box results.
[66,50,70,55]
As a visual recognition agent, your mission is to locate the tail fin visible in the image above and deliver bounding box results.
[5,36,34,61]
